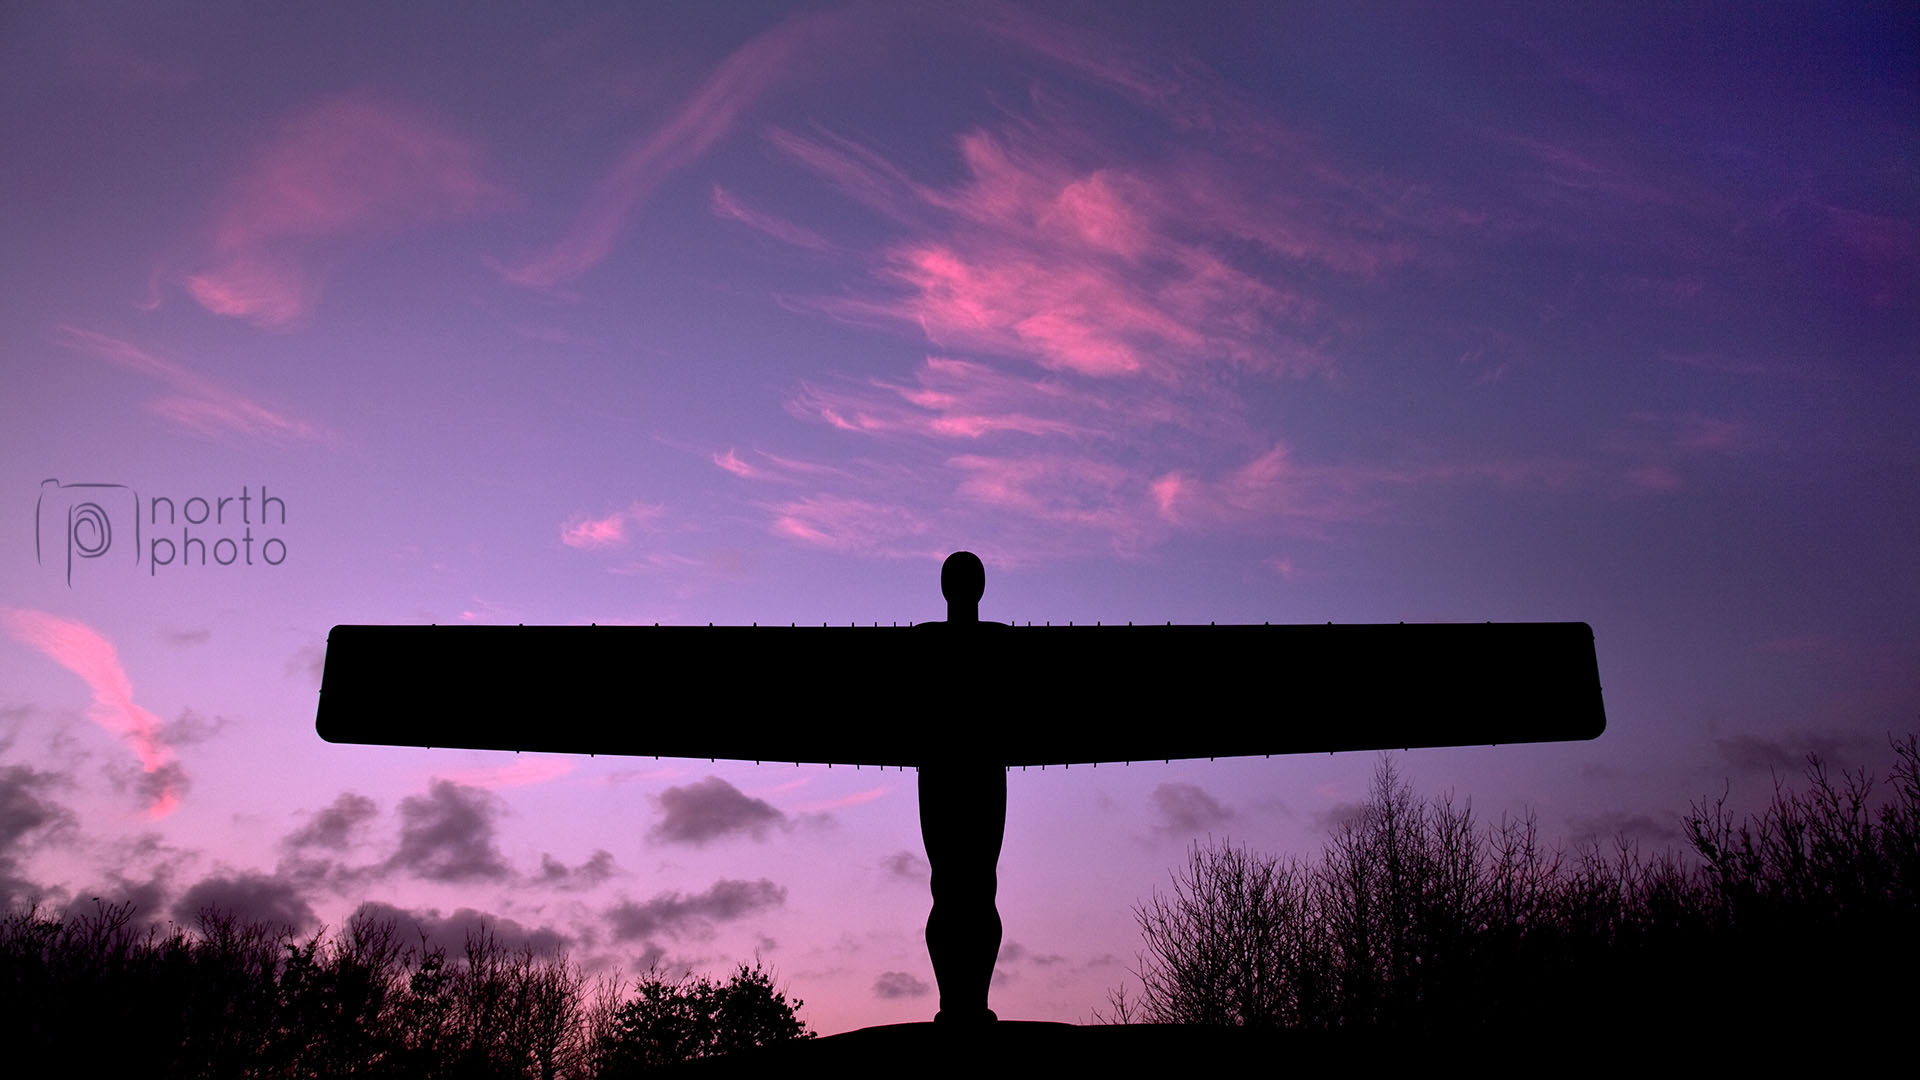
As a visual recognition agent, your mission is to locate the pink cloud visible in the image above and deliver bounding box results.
[51,326,323,442]
[439,757,576,790]
[884,244,1161,376]
[188,95,504,327]
[737,12,1718,564]
[3,608,183,818]
[1150,472,1184,521]
[560,503,665,549]
[781,120,1342,381]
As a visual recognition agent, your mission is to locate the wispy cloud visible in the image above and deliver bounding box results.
[735,41,1435,562]
[501,11,850,288]
[790,358,1095,441]
[949,453,1147,538]
[187,94,504,327]
[51,326,323,442]
[767,496,929,555]
[734,7,1783,566]
[711,185,831,251]
[713,448,763,478]
[1150,445,1391,530]
[3,608,184,817]
[1602,411,1751,494]
[951,1,1294,153]
[793,785,890,813]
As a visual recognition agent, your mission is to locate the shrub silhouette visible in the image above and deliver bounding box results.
[1108,736,1920,1040]
[0,903,809,1077]
[592,962,813,1075]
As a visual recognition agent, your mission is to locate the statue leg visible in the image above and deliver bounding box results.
[918,763,1006,1023]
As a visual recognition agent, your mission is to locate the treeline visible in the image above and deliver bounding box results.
[1109,736,1919,1040]
[0,905,810,1078]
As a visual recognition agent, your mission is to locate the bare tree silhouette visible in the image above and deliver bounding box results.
[1107,738,1920,1042]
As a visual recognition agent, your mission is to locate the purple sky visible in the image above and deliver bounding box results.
[3,1,1915,1032]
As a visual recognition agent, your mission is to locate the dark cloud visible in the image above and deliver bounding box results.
[880,849,929,882]
[348,900,570,957]
[538,849,617,890]
[60,875,173,929]
[112,760,190,812]
[0,764,75,905]
[997,940,1066,967]
[160,709,229,746]
[386,780,511,883]
[605,878,786,942]
[1567,812,1682,850]
[649,777,784,846]
[1715,730,1882,777]
[171,872,317,932]
[286,642,326,687]
[284,792,379,851]
[1315,800,1371,834]
[1152,782,1232,834]
[0,763,72,852]
[1579,761,1623,781]
[873,971,930,999]
[0,863,44,908]
[162,627,211,646]
[631,942,667,973]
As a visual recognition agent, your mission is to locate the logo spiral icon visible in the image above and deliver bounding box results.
[70,502,112,558]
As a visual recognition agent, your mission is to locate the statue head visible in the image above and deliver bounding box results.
[941,551,985,622]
